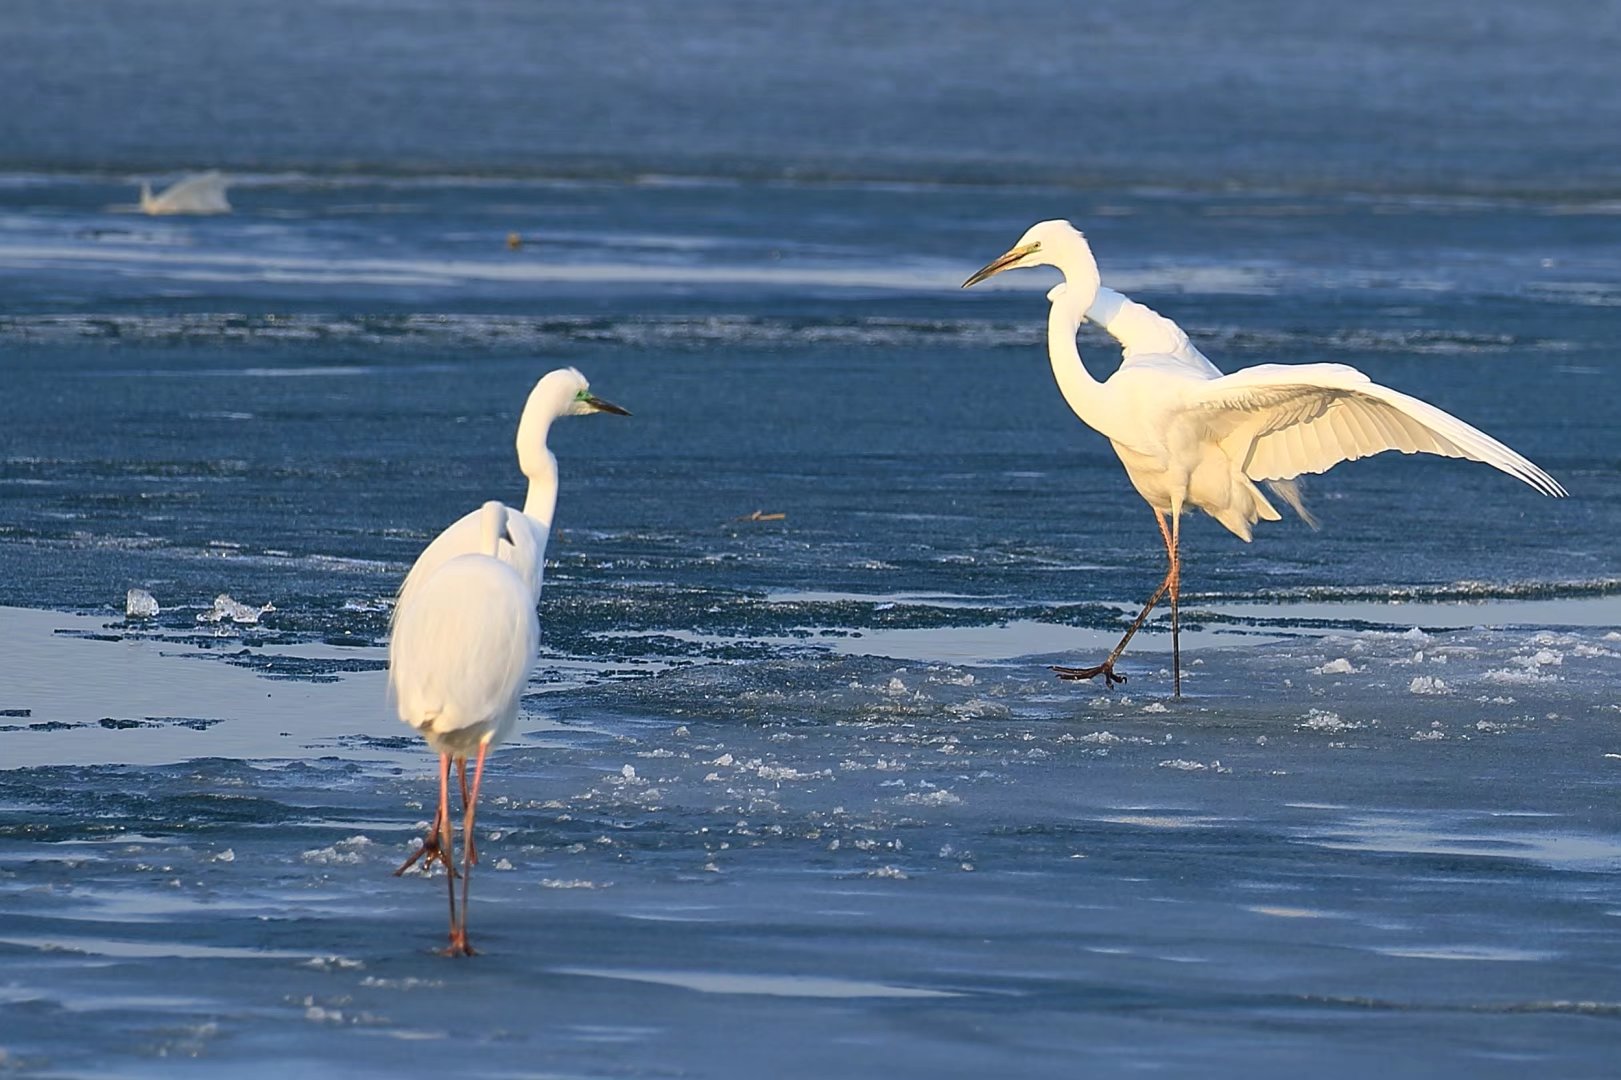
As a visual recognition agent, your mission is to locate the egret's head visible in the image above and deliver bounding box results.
[530,367,631,421]
[961,220,1090,288]
[516,368,629,477]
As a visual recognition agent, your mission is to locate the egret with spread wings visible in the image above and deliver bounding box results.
[963,220,1565,695]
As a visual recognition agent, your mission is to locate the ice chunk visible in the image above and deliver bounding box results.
[1482,668,1553,685]
[197,594,275,624]
[125,588,160,618]
[1297,708,1357,732]
[899,789,961,806]
[1312,658,1358,675]
[1408,675,1451,695]
[302,835,373,865]
[139,170,232,215]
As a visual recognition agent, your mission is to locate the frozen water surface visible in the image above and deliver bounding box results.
[1,1,1619,1074]
[2,592,1619,1077]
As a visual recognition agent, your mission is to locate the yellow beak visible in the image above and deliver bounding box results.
[961,242,1039,288]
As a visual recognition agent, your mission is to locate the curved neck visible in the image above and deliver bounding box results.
[1046,286,1114,435]
[516,414,560,532]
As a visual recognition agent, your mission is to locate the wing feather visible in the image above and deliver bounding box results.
[1192,363,1565,497]
[392,504,548,627]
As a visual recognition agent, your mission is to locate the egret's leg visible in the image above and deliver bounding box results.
[435,754,460,952]
[395,754,460,878]
[457,758,478,866]
[446,740,489,958]
[1053,510,1176,687]
[1169,514,1182,698]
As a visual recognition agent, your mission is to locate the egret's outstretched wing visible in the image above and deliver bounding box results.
[393,504,547,627]
[1191,363,1565,497]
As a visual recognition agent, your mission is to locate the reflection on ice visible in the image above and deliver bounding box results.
[1373,944,1557,962]
[1303,813,1621,871]
[0,934,310,960]
[554,967,962,999]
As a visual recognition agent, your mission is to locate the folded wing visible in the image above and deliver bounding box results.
[393,504,548,627]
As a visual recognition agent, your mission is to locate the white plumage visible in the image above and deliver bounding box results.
[388,501,539,758]
[386,367,627,956]
[965,219,1564,694]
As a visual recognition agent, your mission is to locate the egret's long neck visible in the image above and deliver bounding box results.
[516,414,560,533]
[1046,287,1112,436]
[1043,239,1113,435]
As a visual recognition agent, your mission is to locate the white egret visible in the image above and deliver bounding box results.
[389,501,539,956]
[964,220,1565,695]
[388,368,627,954]
[138,170,232,215]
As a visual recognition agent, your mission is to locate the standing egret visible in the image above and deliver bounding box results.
[963,220,1565,695]
[389,501,539,956]
[392,368,626,854]
[389,367,627,954]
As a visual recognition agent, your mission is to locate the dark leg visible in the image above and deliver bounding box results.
[1053,510,1177,688]
[445,740,489,958]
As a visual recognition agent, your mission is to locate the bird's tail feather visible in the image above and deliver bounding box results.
[1266,479,1319,530]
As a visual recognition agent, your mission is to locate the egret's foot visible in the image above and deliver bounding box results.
[1051,662,1128,687]
[393,832,460,879]
[439,931,477,958]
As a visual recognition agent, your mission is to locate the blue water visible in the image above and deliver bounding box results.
[2,3,1620,1077]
